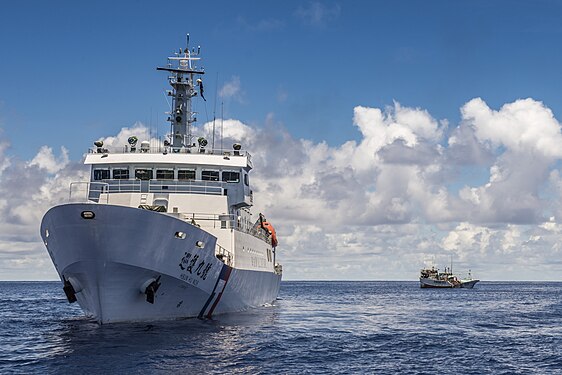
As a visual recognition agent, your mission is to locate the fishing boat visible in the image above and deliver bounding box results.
[419,266,479,289]
[458,271,479,289]
[40,36,282,324]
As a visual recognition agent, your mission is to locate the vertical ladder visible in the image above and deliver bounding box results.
[140,194,148,205]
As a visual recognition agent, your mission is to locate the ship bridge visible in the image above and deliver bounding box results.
[75,143,254,213]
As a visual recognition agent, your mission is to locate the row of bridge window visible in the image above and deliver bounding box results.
[93,168,244,183]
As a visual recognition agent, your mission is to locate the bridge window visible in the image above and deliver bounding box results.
[202,170,219,181]
[222,171,240,183]
[244,173,249,186]
[113,169,129,179]
[178,169,196,180]
[156,169,174,180]
[93,169,110,181]
[135,169,153,180]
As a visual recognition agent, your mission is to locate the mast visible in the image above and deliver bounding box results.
[157,34,205,151]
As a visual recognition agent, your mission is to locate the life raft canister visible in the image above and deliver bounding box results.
[261,222,278,248]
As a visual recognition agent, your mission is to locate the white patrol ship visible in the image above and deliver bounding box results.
[40,36,282,324]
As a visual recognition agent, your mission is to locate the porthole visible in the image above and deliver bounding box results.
[81,211,95,219]
[175,232,186,239]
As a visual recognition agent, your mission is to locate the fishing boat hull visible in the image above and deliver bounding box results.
[420,277,479,289]
[419,277,454,288]
[40,203,281,324]
[459,279,479,289]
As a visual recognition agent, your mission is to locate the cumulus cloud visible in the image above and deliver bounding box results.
[219,76,244,102]
[0,135,10,177]
[454,98,562,224]
[2,96,562,280]
[462,98,562,158]
[0,130,88,280]
[200,98,562,279]
[28,145,69,173]
[97,122,152,151]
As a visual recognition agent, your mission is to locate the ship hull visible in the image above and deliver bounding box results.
[40,203,281,324]
[419,277,454,288]
[420,278,479,289]
[459,279,479,289]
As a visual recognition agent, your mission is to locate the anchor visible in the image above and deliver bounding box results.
[141,276,162,304]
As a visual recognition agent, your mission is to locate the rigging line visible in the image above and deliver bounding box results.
[212,72,219,150]
[221,101,224,152]
[156,111,159,148]
[204,100,209,130]
[163,90,172,110]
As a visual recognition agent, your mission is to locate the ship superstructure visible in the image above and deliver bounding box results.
[40,37,282,323]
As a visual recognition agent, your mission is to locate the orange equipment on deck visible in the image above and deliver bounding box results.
[261,222,278,248]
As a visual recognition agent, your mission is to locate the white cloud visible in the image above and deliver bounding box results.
[28,145,69,173]
[97,122,152,151]
[462,98,562,158]
[2,96,562,281]
[453,98,562,224]
[219,76,243,102]
[0,130,89,280]
[0,140,10,177]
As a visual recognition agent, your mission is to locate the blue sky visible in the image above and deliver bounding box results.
[2,1,562,280]
[2,1,562,159]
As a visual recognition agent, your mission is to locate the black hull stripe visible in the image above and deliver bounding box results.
[198,264,232,319]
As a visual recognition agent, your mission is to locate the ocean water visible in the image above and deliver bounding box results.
[0,281,560,374]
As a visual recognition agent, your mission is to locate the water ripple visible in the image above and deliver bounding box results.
[0,281,560,374]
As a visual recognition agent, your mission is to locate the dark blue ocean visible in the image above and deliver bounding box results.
[0,281,560,374]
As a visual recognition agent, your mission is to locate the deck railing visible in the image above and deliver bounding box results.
[215,244,233,266]
[77,179,225,196]
[181,212,271,244]
[105,179,142,193]
[69,182,109,203]
[148,180,224,195]
[88,145,251,160]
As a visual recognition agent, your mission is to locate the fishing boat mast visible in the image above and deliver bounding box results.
[156,34,205,151]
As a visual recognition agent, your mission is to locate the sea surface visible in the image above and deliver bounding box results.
[0,281,560,374]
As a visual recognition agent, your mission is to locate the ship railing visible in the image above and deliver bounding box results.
[91,179,224,195]
[182,214,269,239]
[180,212,236,229]
[104,179,142,193]
[234,218,271,243]
[247,226,271,243]
[88,146,251,159]
[69,182,109,203]
[215,244,233,267]
[149,180,224,195]
[178,212,271,243]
